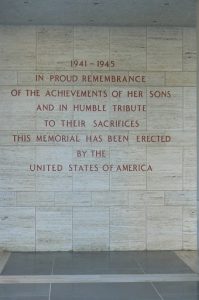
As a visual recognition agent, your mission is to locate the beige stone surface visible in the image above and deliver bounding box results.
[0,25,197,251]
[92,191,128,206]
[0,207,35,251]
[73,207,109,251]
[110,27,146,71]
[110,207,146,250]
[0,192,16,207]
[129,130,196,148]
[147,206,183,250]
[165,191,197,206]
[16,192,55,207]
[183,87,197,130]
[73,172,110,192]
[36,207,72,251]
[147,148,183,190]
[0,146,35,191]
[0,86,36,130]
[55,192,91,206]
[165,72,196,86]
[0,26,36,70]
[37,26,73,70]
[147,27,182,71]
[147,87,183,130]
[74,26,109,70]
[183,206,197,250]
[0,131,20,146]
[110,147,147,190]
[183,148,197,190]
[35,146,73,191]
[0,71,17,85]
[129,191,164,206]
[183,28,197,71]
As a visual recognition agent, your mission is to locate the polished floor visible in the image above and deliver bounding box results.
[1,251,193,275]
[0,251,198,300]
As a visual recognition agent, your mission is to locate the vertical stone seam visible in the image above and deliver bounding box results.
[34,26,38,132]
[108,207,110,250]
[144,25,148,251]
[72,25,75,71]
[72,206,74,251]
[146,145,148,192]
[182,27,184,72]
[35,207,36,251]
[146,26,148,72]
[108,26,111,193]
[145,205,148,250]
[182,206,184,250]
[35,26,38,72]
[196,0,199,252]
[53,191,55,207]
[16,71,19,86]
[182,87,185,131]
[72,26,75,195]
[182,147,185,191]
[164,71,166,86]
[108,26,110,71]
[91,191,93,207]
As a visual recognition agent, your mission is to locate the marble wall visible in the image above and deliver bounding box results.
[0,26,197,251]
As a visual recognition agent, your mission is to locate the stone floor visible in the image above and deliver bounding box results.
[0,251,198,299]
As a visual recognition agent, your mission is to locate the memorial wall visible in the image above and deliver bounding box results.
[0,26,197,251]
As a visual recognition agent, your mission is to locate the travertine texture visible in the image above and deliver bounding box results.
[73,207,109,251]
[36,207,72,251]
[147,206,183,250]
[110,207,146,250]
[0,25,197,251]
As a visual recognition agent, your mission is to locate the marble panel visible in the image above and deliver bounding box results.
[73,207,109,251]
[16,192,55,207]
[73,172,109,192]
[166,72,196,86]
[36,207,72,251]
[0,192,16,207]
[147,87,183,130]
[183,206,197,250]
[55,191,91,206]
[110,27,146,70]
[129,130,196,148]
[183,28,197,71]
[183,148,197,190]
[37,26,73,70]
[0,207,35,251]
[147,206,182,250]
[0,146,35,191]
[147,148,183,190]
[0,131,22,146]
[0,86,36,130]
[110,206,146,250]
[129,191,164,206]
[17,72,57,86]
[0,26,36,70]
[110,146,147,190]
[92,191,129,206]
[183,87,197,130]
[147,27,182,71]
[165,191,196,206]
[0,71,17,85]
[74,26,109,70]
[35,146,73,191]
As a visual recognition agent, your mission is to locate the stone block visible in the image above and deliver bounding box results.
[73,207,109,251]
[36,207,72,251]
